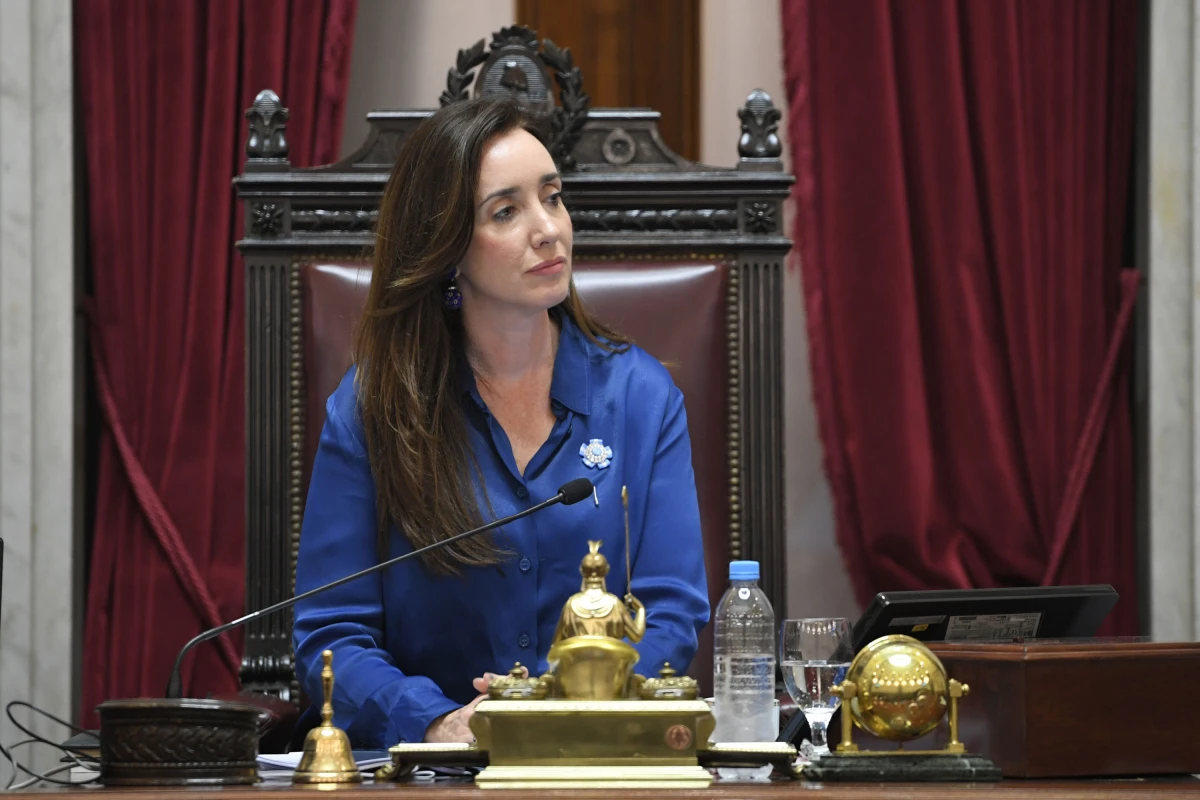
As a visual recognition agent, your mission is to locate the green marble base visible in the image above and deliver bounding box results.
[803,751,1003,782]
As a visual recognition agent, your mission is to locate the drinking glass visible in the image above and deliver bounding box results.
[779,618,854,755]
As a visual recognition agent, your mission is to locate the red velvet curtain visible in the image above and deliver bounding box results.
[77,0,357,723]
[783,0,1140,634]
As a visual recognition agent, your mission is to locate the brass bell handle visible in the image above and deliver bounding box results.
[320,649,335,725]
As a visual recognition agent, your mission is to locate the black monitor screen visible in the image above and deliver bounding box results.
[851,584,1119,652]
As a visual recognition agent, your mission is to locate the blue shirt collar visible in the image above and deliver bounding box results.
[456,309,591,416]
[549,311,591,415]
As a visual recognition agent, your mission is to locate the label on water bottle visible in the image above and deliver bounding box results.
[738,588,750,599]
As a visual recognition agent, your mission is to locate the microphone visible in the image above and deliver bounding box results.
[164,477,595,699]
[556,476,594,505]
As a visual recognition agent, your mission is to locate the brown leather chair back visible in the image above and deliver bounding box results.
[302,258,731,690]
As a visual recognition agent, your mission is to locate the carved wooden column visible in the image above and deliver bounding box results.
[239,91,303,702]
[732,89,788,612]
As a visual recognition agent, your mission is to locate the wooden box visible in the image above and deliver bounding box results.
[847,641,1200,778]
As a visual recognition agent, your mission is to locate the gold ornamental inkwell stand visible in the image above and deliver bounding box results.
[376,535,799,789]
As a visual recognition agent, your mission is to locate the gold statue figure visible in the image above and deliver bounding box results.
[551,540,645,644]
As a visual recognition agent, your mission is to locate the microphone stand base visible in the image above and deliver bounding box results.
[96,698,267,787]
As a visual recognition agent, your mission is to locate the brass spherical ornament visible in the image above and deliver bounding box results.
[816,635,1002,780]
[842,634,949,741]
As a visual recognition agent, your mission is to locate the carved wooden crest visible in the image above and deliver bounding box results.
[440,25,591,170]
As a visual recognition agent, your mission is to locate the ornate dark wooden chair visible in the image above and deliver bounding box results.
[234,26,794,705]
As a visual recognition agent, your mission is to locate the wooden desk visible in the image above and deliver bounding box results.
[9,777,1200,799]
[928,641,1200,778]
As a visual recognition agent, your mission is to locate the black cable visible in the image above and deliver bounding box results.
[0,739,38,790]
[2,741,87,790]
[1,743,94,788]
[2,701,100,788]
[5,700,89,739]
[11,763,75,791]
[0,739,88,789]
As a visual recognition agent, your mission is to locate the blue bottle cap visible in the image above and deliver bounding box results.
[729,560,760,581]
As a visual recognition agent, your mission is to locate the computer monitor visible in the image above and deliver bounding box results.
[851,584,1119,652]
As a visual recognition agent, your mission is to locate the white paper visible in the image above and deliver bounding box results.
[256,751,392,771]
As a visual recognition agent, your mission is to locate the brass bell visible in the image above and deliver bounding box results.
[292,650,363,785]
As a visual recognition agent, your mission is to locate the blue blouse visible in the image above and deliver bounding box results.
[292,313,711,747]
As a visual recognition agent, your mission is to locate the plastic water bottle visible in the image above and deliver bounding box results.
[711,560,776,780]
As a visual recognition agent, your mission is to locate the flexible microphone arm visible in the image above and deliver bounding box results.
[165,477,595,698]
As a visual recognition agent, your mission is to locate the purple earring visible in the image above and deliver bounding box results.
[444,268,463,310]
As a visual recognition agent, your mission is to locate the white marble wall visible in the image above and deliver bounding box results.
[340,0,518,156]
[700,0,854,620]
[699,0,790,171]
[1146,0,1200,642]
[0,0,76,763]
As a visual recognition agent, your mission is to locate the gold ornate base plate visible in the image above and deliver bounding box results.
[471,698,714,767]
[380,701,801,788]
[380,740,802,785]
[383,699,715,788]
[475,764,713,789]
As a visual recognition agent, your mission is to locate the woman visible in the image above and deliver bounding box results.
[292,97,709,748]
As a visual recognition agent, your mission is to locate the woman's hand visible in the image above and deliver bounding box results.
[423,694,486,743]
[424,666,531,743]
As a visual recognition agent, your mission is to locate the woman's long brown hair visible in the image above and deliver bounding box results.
[353,97,629,574]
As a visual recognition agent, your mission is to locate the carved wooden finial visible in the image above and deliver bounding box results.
[738,88,782,160]
[246,89,289,160]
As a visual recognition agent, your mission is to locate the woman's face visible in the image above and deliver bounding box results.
[457,128,573,316]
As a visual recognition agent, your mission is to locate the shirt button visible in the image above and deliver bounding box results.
[516,486,528,499]
[519,557,531,572]
[518,634,531,648]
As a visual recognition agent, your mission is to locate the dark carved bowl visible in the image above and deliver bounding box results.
[96,698,268,786]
